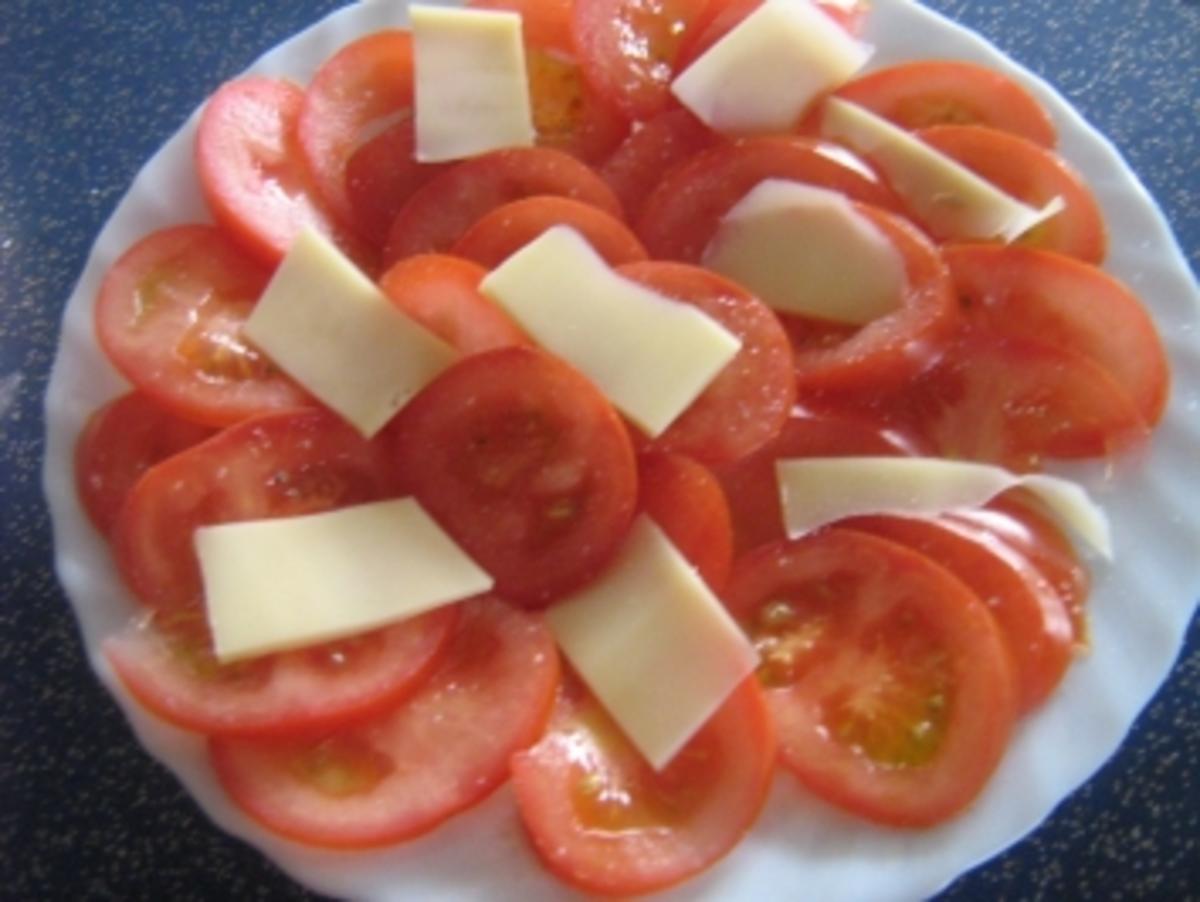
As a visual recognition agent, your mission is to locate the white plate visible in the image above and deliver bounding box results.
[42,1,1200,900]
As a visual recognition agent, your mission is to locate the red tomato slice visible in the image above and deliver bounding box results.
[105,603,458,738]
[724,529,1017,826]
[526,46,632,163]
[391,346,638,607]
[917,125,1107,263]
[714,407,924,555]
[639,451,734,589]
[843,515,1075,712]
[468,0,575,52]
[196,77,373,270]
[211,597,560,848]
[75,392,216,536]
[570,0,713,122]
[618,261,796,466]
[945,244,1170,427]
[113,408,397,612]
[511,675,775,896]
[784,204,959,394]
[831,61,1058,147]
[297,30,416,240]
[599,108,718,222]
[451,196,648,269]
[635,136,902,261]
[377,254,527,353]
[382,147,625,265]
[94,225,310,428]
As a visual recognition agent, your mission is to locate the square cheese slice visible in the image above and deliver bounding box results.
[479,226,741,437]
[243,227,456,438]
[198,498,494,662]
[546,517,759,770]
[412,4,535,162]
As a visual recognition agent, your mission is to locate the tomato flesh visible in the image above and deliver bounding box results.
[638,451,734,589]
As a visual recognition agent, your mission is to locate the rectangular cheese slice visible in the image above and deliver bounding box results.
[671,0,871,135]
[412,4,535,162]
[821,98,1064,242]
[479,226,742,437]
[198,498,494,662]
[546,517,759,770]
[243,227,457,438]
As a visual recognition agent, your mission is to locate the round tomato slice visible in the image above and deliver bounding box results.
[639,451,734,589]
[843,515,1075,712]
[714,407,924,555]
[211,597,560,848]
[451,196,648,269]
[113,408,397,612]
[75,392,216,536]
[196,77,373,270]
[382,147,625,265]
[526,45,632,164]
[511,675,775,896]
[618,261,796,466]
[945,243,1169,427]
[105,603,458,738]
[724,529,1017,827]
[391,346,638,607]
[378,254,527,353]
[635,136,902,261]
[570,0,712,121]
[94,225,310,428]
[831,61,1057,147]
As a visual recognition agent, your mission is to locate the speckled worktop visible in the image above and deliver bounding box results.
[2,1,1197,899]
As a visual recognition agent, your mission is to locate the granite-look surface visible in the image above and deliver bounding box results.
[1,1,1197,899]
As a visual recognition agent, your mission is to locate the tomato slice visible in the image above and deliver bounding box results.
[784,204,959,394]
[510,675,775,896]
[211,597,560,848]
[917,125,1107,263]
[382,147,625,264]
[724,529,1017,826]
[714,407,924,555]
[105,603,458,738]
[830,61,1058,147]
[945,244,1169,427]
[618,261,796,466]
[75,392,216,536]
[94,225,310,428]
[451,196,648,269]
[843,515,1075,712]
[635,136,902,261]
[113,408,397,612]
[638,451,734,589]
[377,254,527,353]
[570,0,713,121]
[391,346,638,607]
[195,77,373,269]
[468,0,575,52]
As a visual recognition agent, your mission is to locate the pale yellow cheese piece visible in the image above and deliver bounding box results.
[546,517,759,770]
[412,4,535,162]
[703,179,906,324]
[776,456,1112,558]
[198,499,494,663]
[821,98,1064,242]
[479,226,742,437]
[243,228,456,438]
[671,0,871,135]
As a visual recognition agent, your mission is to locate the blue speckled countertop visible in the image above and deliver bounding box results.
[2,1,1197,899]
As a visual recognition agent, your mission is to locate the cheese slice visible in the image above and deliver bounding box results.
[198,498,494,662]
[671,0,871,135]
[479,226,742,437]
[546,517,759,770]
[412,4,535,162]
[821,98,1064,242]
[776,457,1112,558]
[703,179,905,324]
[243,228,457,438]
